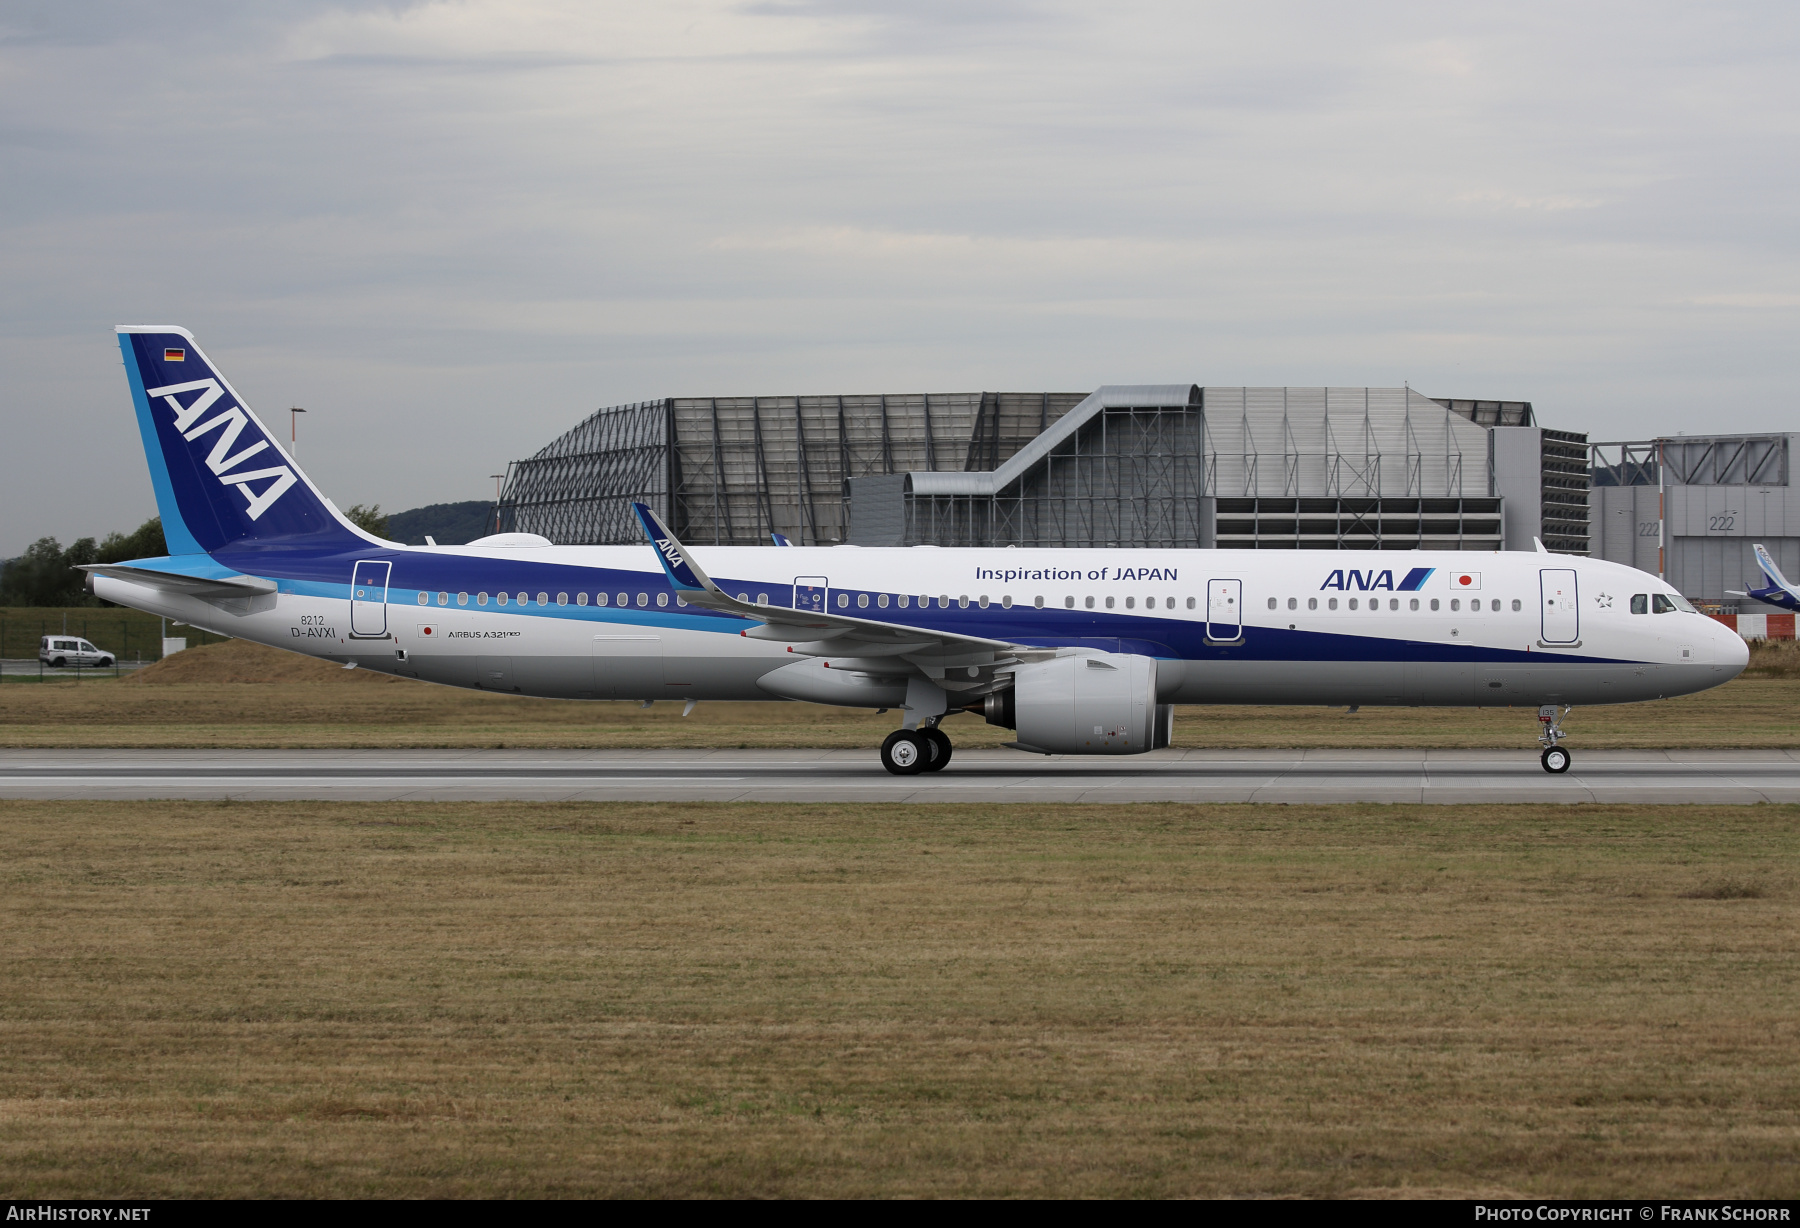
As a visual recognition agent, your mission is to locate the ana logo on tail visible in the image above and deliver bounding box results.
[144,378,297,520]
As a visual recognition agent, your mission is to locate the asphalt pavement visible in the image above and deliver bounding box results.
[2,747,1797,803]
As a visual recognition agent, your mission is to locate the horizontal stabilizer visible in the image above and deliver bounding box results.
[81,561,277,599]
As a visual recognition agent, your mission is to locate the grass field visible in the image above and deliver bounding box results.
[0,798,1795,1197]
[3,638,1797,749]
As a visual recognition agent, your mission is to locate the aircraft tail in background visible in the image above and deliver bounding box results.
[1728,543,1800,613]
[116,326,369,558]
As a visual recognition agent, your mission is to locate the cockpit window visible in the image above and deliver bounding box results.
[1652,594,1677,614]
[1671,593,1698,613]
[1630,594,1648,614]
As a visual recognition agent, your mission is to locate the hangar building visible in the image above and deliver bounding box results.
[1589,433,1800,606]
[495,384,1590,558]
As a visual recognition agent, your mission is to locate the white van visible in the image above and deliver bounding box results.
[39,637,114,668]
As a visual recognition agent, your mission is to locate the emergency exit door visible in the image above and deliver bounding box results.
[1540,569,1579,644]
[1206,578,1242,642]
[350,560,391,637]
[794,576,828,613]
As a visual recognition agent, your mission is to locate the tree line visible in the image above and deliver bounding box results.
[0,506,389,607]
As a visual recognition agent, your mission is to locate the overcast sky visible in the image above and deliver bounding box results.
[3,1,1796,553]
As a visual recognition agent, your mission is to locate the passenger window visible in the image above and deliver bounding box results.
[1105,596,1115,609]
[1002,595,1013,609]
[477,593,488,606]
[1308,597,1317,611]
[1409,598,1419,611]
[638,593,650,607]
[837,594,849,608]
[898,594,909,608]
[1630,594,1648,614]
[978,595,989,608]
[1348,598,1358,610]
[735,592,748,602]
[1511,599,1521,612]
[497,592,509,606]
[1430,598,1439,611]
[596,593,608,606]
[457,592,469,606]
[878,593,889,608]
[1126,596,1135,609]
[557,593,568,606]
[1389,598,1399,611]
[619,593,630,606]
[576,592,587,606]
[536,592,548,606]
[1267,597,1277,610]
[756,593,767,605]
[1287,597,1297,610]
[1035,596,1045,609]
[1451,599,1460,611]
[438,592,449,606]
[857,593,869,608]
[657,593,668,607]
[1653,594,1676,614]
[518,593,528,606]
[417,592,429,605]
[1186,596,1196,610]
[1086,596,1095,609]
[938,596,949,609]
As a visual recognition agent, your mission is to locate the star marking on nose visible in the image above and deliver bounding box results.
[1595,592,1614,608]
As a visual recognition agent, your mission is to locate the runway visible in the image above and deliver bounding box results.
[3,747,1799,803]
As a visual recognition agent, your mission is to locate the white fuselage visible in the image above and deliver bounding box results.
[94,544,1749,711]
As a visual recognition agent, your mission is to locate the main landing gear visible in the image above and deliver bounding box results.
[1538,704,1573,774]
[880,724,953,776]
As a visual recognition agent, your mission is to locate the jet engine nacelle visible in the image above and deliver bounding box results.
[986,651,1171,754]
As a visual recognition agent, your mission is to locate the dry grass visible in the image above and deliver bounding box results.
[0,798,1795,1197]
[0,634,1795,748]
[1745,639,1800,679]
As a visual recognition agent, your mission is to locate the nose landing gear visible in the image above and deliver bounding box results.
[1538,704,1573,773]
[879,723,953,775]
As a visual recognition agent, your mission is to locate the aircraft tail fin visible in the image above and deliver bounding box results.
[1753,543,1796,594]
[116,326,371,557]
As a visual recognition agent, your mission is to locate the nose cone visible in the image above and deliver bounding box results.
[1714,620,1750,678]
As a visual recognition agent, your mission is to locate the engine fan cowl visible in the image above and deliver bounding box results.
[1006,651,1161,755]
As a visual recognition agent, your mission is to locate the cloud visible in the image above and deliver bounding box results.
[2,1,1799,550]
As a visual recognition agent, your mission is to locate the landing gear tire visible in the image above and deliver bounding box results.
[920,728,952,772]
[1541,746,1571,774]
[881,730,927,776]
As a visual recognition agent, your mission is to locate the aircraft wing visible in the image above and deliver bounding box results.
[630,502,1033,659]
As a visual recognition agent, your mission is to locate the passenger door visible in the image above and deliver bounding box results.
[1206,578,1243,642]
[1539,569,1579,644]
[350,560,392,637]
[794,576,829,614]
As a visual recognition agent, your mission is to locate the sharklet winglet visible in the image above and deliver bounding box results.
[630,502,713,594]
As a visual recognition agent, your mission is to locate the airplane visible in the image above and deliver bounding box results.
[86,325,1749,777]
[1726,543,1800,613]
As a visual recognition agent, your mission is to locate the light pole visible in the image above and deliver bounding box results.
[290,407,306,456]
[490,473,506,534]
